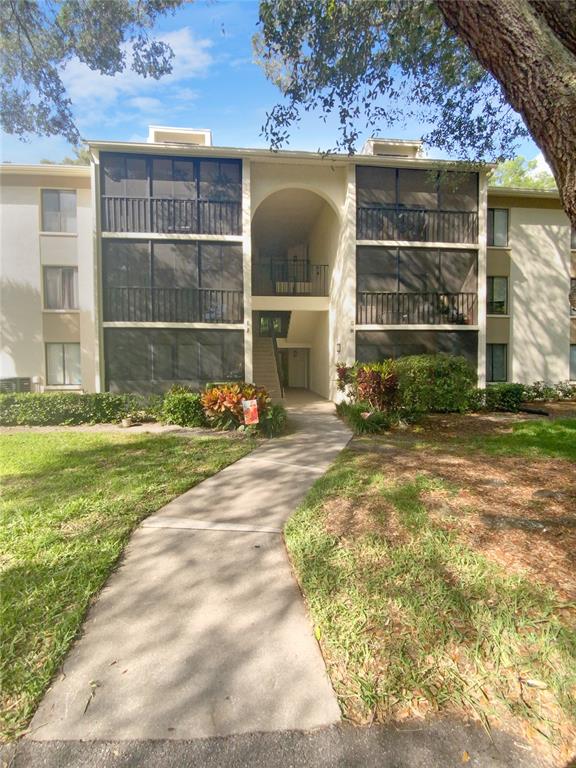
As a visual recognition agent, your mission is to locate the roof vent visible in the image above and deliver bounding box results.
[147,126,213,146]
[361,138,423,158]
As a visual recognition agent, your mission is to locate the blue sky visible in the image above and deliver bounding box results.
[0,0,543,165]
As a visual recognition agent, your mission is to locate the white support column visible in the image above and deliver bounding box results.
[477,171,488,387]
[242,159,253,384]
[90,150,104,392]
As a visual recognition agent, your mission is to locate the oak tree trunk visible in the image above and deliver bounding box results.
[435,0,576,226]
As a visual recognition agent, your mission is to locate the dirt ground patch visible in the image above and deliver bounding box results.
[350,424,576,602]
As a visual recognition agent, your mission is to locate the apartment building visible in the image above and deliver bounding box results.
[1,126,574,400]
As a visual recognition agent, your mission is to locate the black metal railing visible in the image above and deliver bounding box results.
[104,286,244,323]
[357,291,477,325]
[357,207,478,244]
[101,196,242,235]
[252,261,329,296]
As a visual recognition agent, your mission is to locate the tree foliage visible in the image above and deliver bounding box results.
[489,156,556,190]
[41,146,91,166]
[256,0,576,223]
[255,0,528,158]
[1,0,183,145]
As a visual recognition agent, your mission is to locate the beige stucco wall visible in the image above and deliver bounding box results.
[487,248,511,276]
[0,176,97,390]
[486,317,510,344]
[0,184,44,379]
[509,207,571,382]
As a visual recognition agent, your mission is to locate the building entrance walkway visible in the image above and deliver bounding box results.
[28,394,351,741]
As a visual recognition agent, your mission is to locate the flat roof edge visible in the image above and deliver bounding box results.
[488,185,559,198]
[0,163,91,177]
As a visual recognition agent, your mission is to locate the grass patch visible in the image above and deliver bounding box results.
[285,419,576,762]
[0,431,254,741]
[471,418,576,461]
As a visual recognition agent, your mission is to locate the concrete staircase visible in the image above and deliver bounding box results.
[252,336,283,402]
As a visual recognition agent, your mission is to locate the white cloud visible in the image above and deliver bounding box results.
[62,27,213,118]
[127,97,163,111]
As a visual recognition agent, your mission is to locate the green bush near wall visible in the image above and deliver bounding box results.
[0,392,141,426]
[393,354,477,414]
[161,392,207,427]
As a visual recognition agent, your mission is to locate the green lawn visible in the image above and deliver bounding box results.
[285,418,576,761]
[0,430,254,741]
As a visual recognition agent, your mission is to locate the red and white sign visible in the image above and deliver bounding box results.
[242,398,259,425]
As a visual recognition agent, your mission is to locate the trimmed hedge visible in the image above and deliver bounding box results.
[394,354,476,414]
[161,392,206,427]
[337,354,477,417]
[0,392,140,426]
[483,383,525,412]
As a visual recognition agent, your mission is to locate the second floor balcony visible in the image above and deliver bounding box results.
[101,197,242,236]
[103,286,244,324]
[357,291,477,325]
[357,207,478,244]
[252,260,329,296]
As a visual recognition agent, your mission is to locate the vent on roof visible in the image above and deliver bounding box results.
[361,138,422,158]
[147,126,213,146]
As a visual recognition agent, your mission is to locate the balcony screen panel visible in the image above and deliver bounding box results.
[438,172,478,212]
[199,244,243,290]
[398,249,440,292]
[103,241,150,287]
[152,158,173,197]
[102,156,125,196]
[356,330,478,366]
[398,169,437,210]
[105,328,244,394]
[198,160,241,201]
[357,247,397,292]
[173,160,197,198]
[151,343,175,380]
[125,157,148,196]
[440,249,477,293]
[356,167,396,207]
[153,242,198,288]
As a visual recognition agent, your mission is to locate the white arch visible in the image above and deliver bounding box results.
[251,184,342,224]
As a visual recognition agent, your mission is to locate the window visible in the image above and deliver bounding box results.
[571,226,576,250]
[571,278,576,316]
[487,276,508,314]
[46,343,81,385]
[487,208,508,247]
[487,343,507,382]
[43,267,78,310]
[571,345,576,380]
[41,190,76,232]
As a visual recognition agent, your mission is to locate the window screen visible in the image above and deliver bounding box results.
[487,343,507,382]
[487,209,509,246]
[43,267,78,309]
[41,190,77,232]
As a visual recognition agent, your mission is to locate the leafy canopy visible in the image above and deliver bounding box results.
[488,156,557,190]
[1,0,183,145]
[256,0,528,159]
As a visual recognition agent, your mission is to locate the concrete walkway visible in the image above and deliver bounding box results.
[28,390,351,742]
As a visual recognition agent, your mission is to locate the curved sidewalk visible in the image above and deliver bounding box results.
[28,391,351,741]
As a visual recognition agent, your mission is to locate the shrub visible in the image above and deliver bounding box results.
[356,363,399,412]
[259,403,288,437]
[482,383,526,412]
[161,392,206,427]
[336,401,395,434]
[201,383,272,431]
[524,380,576,402]
[0,392,141,426]
[394,354,477,414]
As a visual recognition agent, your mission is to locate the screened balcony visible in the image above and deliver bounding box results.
[102,240,243,324]
[252,260,329,296]
[357,291,477,325]
[100,154,242,235]
[356,245,478,325]
[356,167,479,244]
[104,286,243,323]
